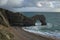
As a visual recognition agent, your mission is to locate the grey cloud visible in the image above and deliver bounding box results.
[0,0,60,12]
[9,7,60,12]
[0,0,24,8]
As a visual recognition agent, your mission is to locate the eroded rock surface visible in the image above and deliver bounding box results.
[0,8,47,27]
[0,8,10,27]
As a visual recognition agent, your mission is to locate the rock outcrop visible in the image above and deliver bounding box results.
[0,8,10,27]
[0,8,47,27]
[32,15,47,25]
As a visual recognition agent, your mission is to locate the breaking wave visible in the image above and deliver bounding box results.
[22,23,60,39]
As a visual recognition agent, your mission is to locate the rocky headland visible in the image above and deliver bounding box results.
[0,8,56,40]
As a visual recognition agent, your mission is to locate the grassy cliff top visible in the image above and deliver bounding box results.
[0,25,14,40]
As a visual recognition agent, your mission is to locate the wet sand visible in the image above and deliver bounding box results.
[8,26,59,40]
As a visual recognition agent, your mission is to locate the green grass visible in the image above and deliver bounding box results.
[0,29,14,40]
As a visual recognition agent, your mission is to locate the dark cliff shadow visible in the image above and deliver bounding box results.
[0,8,47,27]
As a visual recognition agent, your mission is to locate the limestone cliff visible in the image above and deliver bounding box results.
[0,8,10,27]
[0,8,47,27]
[0,8,14,40]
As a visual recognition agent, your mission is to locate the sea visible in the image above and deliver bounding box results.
[22,12,60,39]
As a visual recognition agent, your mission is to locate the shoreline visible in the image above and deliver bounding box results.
[9,26,57,40]
[0,25,59,40]
[22,27,60,40]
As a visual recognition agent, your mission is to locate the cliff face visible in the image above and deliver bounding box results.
[0,8,47,27]
[6,12,35,26]
[0,8,10,27]
[0,8,14,40]
[0,8,35,26]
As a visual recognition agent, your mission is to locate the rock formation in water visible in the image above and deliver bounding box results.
[32,15,47,25]
[0,8,47,26]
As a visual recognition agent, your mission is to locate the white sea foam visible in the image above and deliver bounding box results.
[35,23,53,28]
[22,23,60,39]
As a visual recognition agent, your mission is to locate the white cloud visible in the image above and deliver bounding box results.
[7,0,24,7]
[36,1,42,7]
[0,0,60,12]
[49,2,54,8]
[0,0,8,6]
[0,0,24,7]
[10,7,60,12]
[54,9,60,12]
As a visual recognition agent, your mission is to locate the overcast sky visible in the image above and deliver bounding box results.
[0,0,60,12]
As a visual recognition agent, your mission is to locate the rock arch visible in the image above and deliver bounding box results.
[0,8,47,26]
[31,15,47,25]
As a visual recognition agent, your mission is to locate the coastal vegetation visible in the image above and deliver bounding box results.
[0,8,14,40]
